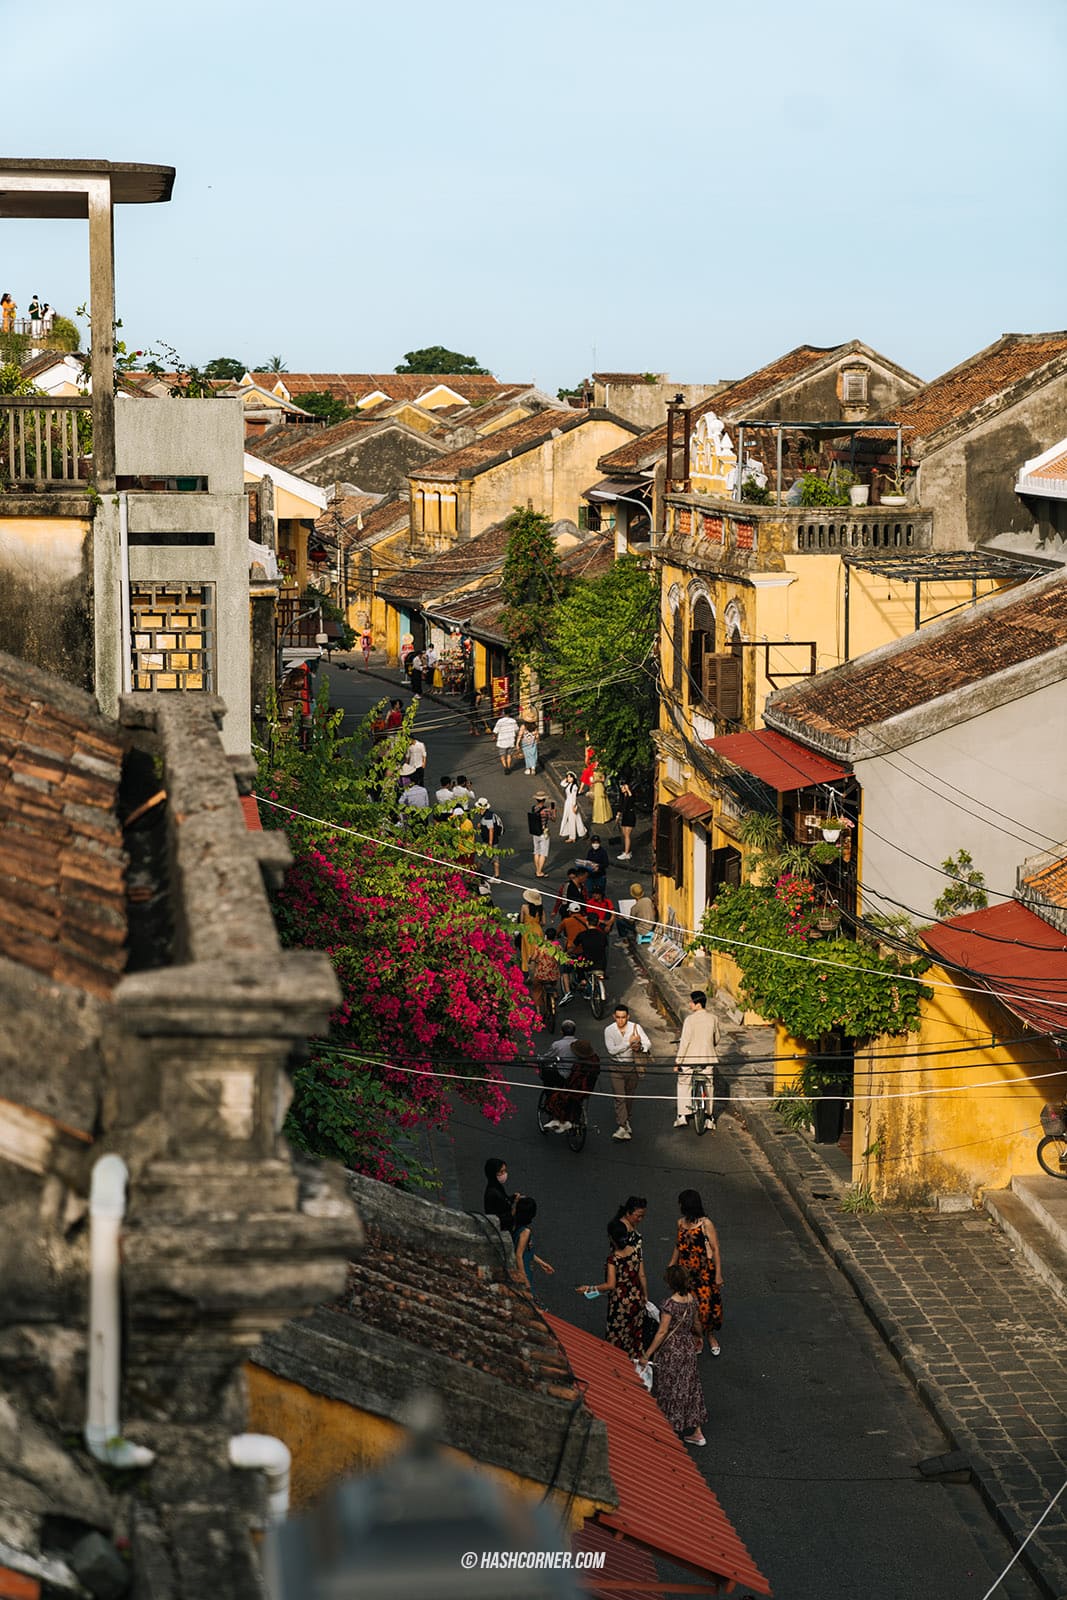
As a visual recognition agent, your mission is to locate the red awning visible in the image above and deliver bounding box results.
[546,1314,771,1596]
[923,900,1067,1038]
[668,793,713,823]
[704,728,848,792]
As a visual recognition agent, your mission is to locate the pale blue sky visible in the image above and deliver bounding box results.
[2,0,1063,393]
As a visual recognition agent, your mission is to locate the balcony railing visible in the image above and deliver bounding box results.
[0,397,91,489]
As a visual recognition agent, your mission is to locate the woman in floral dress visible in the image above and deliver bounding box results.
[644,1265,708,1445]
[669,1188,723,1355]
[577,1219,647,1361]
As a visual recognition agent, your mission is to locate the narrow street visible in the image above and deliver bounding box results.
[324,656,1042,1600]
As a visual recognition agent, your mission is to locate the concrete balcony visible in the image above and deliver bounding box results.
[0,396,92,489]
[660,492,933,572]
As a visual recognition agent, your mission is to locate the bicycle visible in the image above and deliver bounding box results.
[535,1055,588,1152]
[562,961,606,1019]
[690,1062,715,1137]
[1037,1103,1067,1179]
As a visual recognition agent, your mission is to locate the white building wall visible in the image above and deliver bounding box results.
[855,678,1067,921]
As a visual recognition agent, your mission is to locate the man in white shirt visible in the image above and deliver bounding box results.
[452,774,475,808]
[492,711,519,772]
[434,776,455,807]
[674,989,719,1128]
[399,780,430,810]
[603,1004,651,1141]
[399,737,427,781]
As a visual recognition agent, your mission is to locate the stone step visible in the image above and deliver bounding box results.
[1012,1172,1067,1255]
[983,1186,1067,1309]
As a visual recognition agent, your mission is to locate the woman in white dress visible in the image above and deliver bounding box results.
[559,771,588,844]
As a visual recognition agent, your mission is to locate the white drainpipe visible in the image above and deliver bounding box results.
[85,1154,155,1470]
[229,1434,291,1520]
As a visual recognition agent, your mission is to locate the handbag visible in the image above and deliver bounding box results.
[632,1359,654,1391]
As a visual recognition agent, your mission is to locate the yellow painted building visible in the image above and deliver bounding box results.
[244,450,327,592]
[652,488,1006,971]
[408,408,639,546]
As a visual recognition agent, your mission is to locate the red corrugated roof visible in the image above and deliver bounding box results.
[546,1314,771,1596]
[922,901,1067,1038]
[669,793,714,822]
[571,1522,662,1599]
[704,729,848,792]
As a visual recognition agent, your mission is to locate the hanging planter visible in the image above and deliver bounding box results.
[821,824,843,843]
[814,906,842,933]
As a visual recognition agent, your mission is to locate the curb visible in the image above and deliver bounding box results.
[742,1107,1067,1600]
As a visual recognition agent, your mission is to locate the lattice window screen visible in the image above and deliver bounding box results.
[131,582,215,691]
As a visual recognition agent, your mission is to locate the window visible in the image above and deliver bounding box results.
[841,367,869,404]
[709,845,742,900]
[655,804,684,887]
[131,582,214,691]
[687,595,715,702]
[701,648,742,721]
[671,605,684,697]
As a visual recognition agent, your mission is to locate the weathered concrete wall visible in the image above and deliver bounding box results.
[754,357,918,423]
[593,379,724,430]
[918,370,1067,548]
[0,500,93,687]
[95,399,251,753]
[856,674,1067,920]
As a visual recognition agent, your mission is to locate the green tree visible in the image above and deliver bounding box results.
[499,506,565,670]
[394,345,489,375]
[260,355,288,373]
[203,355,247,380]
[933,850,988,920]
[548,556,658,777]
[46,315,80,352]
[296,390,354,425]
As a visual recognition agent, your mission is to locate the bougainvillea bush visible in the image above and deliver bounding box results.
[694,874,930,1043]
[258,687,535,1185]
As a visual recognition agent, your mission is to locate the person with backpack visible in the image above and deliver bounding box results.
[474,797,504,878]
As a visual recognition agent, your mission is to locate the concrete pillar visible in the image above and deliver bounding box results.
[87,179,116,492]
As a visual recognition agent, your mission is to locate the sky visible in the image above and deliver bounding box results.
[2,0,1064,395]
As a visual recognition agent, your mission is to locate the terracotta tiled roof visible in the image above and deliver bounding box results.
[598,343,847,472]
[378,522,511,602]
[433,388,543,437]
[265,417,381,470]
[245,373,518,407]
[347,495,408,543]
[0,655,126,998]
[412,409,585,481]
[884,333,1067,442]
[1022,851,1067,908]
[766,577,1067,743]
[560,533,615,580]
[1031,447,1067,481]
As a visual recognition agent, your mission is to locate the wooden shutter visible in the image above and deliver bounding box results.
[703,652,743,720]
[655,804,674,881]
[672,813,684,887]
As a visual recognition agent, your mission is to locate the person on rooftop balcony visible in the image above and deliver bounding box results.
[1,293,15,334]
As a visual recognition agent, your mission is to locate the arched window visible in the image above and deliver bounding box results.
[687,595,715,703]
[669,590,684,698]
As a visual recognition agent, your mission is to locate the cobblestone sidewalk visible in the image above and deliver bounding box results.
[744,1108,1067,1599]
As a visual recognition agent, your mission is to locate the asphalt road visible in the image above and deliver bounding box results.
[320,656,1042,1600]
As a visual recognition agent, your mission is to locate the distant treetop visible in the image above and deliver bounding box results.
[203,356,246,380]
[394,345,490,375]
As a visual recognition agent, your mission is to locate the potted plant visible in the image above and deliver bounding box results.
[820,814,854,844]
[849,480,870,507]
[809,841,841,867]
[796,1056,850,1144]
[880,466,909,506]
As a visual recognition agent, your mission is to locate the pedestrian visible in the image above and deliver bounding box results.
[28,294,41,338]
[643,1265,708,1446]
[452,773,475,808]
[603,1003,651,1142]
[360,626,372,666]
[519,888,546,971]
[668,1189,723,1355]
[492,708,520,772]
[527,791,552,879]
[558,901,589,959]
[519,719,540,775]
[1,293,16,334]
[613,1195,648,1256]
[674,990,720,1130]
[553,864,588,919]
[483,1157,518,1230]
[615,782,637,861]
[529,927,566,1014]
[585,886,616,937]
[474,798,504,878]
[577,1218,648,1362]
[398,778,430,810]
[573,910,609,977]
[579,746,597,792]
[451,804,476,866]
[543,1037,601,1133]
[625,881,657,942]
[434,775,455,808]
[408,652,424,695]
[511,1196,554,1302]
[591,762,613,827]
[399,735,427,784]
[559,771,587,844]
[545,1015,579,1066]
[424,642,438,688]
[385,698,404,730]
[586,836,609,895]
